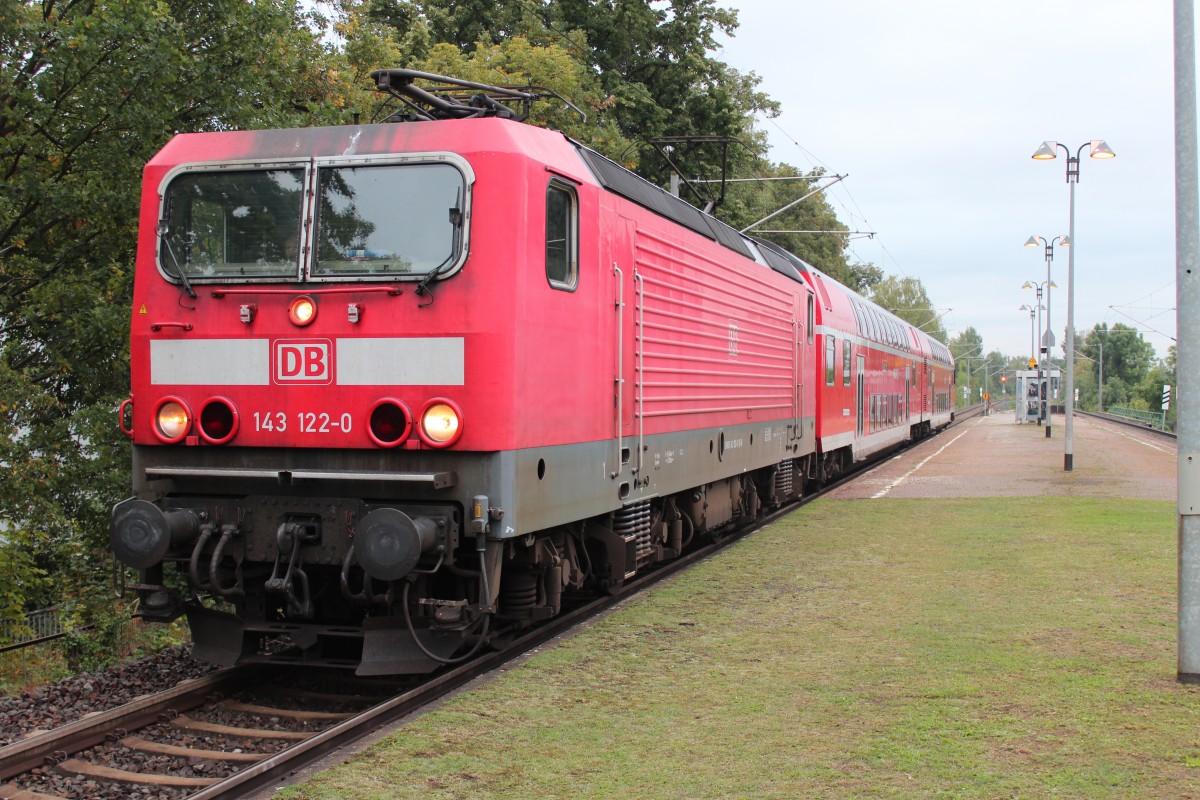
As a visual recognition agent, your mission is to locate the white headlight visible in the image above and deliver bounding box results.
[155,400,191,441]
[420,400,462,446]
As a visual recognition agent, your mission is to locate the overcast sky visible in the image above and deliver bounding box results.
[715,0,1178,363]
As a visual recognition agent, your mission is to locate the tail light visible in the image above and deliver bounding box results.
[368,399,412,447]
[198,397,239,445]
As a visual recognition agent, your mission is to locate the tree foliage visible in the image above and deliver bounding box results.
[869,276,946,343]
[0,0,330,618]
[1076,323,1170,416]
[1078,324,1155,392]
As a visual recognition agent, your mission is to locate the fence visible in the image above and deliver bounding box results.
[0,606,69,654]
[1105,406,1171,432]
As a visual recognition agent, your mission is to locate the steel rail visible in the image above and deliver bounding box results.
[0,666,262,781]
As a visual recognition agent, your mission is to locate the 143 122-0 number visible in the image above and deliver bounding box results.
[253,411,353,433]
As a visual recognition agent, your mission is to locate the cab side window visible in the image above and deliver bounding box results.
[546,180,578,290]
[807,294,815,345]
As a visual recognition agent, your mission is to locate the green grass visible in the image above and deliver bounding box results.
[277,497,1200,799]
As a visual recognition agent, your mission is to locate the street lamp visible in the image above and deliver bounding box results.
[1031,139,1116,471]
[1019,305,1037,361]
[1021,279,1057,428]
[1024,232,1069,367]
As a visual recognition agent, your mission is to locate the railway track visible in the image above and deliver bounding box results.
[0,666,405,799]
[0,522,768,800]
[1,417,974,800]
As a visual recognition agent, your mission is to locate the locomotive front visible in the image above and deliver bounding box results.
[109,122,519,674]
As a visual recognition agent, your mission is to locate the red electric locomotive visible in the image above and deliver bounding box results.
[110,72,953,674]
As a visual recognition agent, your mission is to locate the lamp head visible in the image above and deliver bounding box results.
[1058,234,1071,246]
[1021,281,1034,290]
[1089,139,1116,159]
[1048,280,1058,289]
[1024,235,1041,248]
[1031,141,1058,160]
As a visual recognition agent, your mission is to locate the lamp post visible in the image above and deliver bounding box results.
[1024,237,1069,431]
[1021,279,1056,428]
[1019,304,1037,362]
[1032,139,1116,471]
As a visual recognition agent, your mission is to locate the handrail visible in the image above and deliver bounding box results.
[612,264,624,479]
[634,270,645,483]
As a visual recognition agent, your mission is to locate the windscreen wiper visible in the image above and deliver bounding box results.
[157,220,197,299]
[415,197,463,305]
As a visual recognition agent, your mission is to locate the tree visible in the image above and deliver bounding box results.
[1078,323,1156,410]
[414,38,635,156]
[1,0,331,621]
[870,276,947,343]
[726,162,881,291]
[948,328,984,406]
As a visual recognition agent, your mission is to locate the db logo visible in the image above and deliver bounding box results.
[273,339,333,385]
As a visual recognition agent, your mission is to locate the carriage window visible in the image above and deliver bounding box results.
[160,168,305,279]
[825,336,837,385]
[546,180,578,290]
[314,163,465,278]
[843,343,851,386]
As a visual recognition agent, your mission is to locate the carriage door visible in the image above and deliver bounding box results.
[905,365,912,424]
[855,354,866,437]
[922,359,930,419]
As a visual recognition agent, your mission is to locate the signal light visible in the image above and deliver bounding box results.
[418,398,463,447]
[288,295,317,326]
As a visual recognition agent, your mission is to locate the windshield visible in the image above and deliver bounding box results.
[157,160,468,283]
[160,169,305,279]
[313,163,463,277]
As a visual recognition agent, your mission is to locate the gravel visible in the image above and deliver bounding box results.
[0,644,217,747]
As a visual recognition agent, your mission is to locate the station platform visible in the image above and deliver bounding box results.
[829,409,1176,501]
